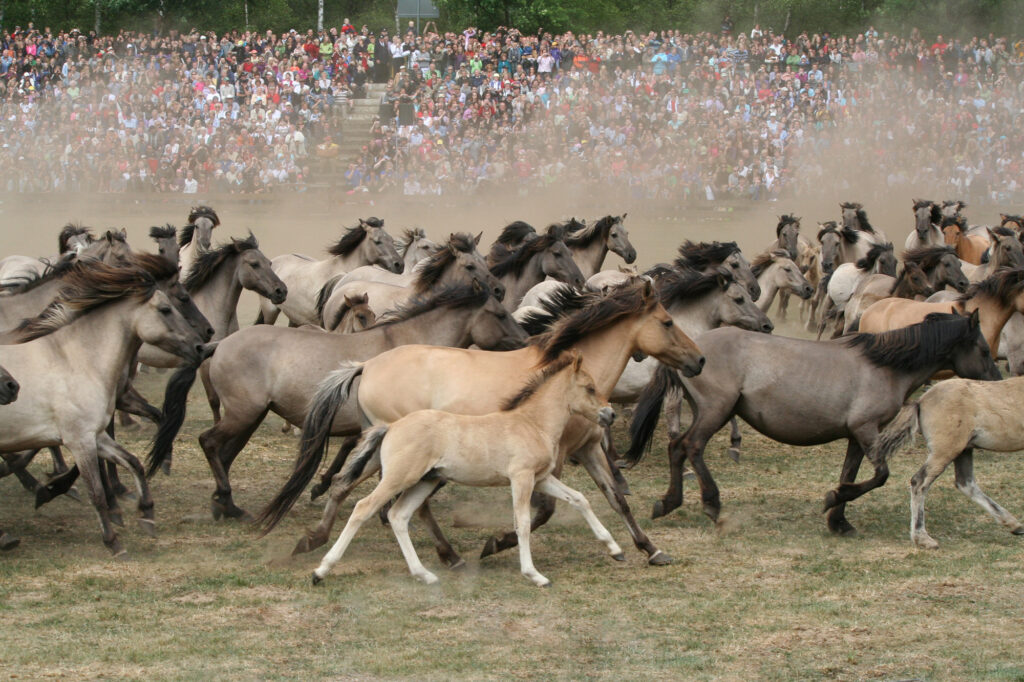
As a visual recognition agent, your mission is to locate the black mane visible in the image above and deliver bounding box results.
[902,245,957,270]
[396,228,431,257]
[58,223,93,254]
[656,267,730,305]
[327,225,368,256]
[413,233,481,293]
[775,214,800,238]
[965,267,1024,306]
[369,283,489,328]
[184,232,259,292]
[0,256,77,294]
[845,312,977,372]
[187,205,221,227]
[913,199,942,225]
[674,241,740,271]
[564,215,620,248]
[855,242,894,271]
[842,202,876,233]
[495,221,537,247]
[992,226,1016,238]
[489,229,562,278]
[817,221,840,242]
[149,224,177,241]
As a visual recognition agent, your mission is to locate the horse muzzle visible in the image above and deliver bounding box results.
[677,354,705,378]
[269,286,288,305]
[597,407,616,428]
[799,285,814,299]
[620,248,637,264]
[0,379,19,404]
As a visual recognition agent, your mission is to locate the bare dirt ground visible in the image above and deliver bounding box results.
[1,192,1022,680]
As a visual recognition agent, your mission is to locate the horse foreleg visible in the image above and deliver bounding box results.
[69,439,124,556]
[824,438,871,536]
[536,476,623,561]
[97,433,156,537]
[389,481,445,585]
[777,290,790,321]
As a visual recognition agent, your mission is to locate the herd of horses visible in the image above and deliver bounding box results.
[1,200,1024,586]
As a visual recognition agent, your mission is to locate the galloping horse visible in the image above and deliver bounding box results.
[334,227,443,288]
[904,200,944,251]
[750,250,815,312]
[177,205,220,278]
[563,215,637,278]
[487,225,586,309]
[843,263,935,334]
[627,312,999,536]
[942,215,989,266]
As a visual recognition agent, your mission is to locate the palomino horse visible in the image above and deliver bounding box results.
[942,215,989,266]
[858,267,1024,359]
[842,263,935,334]
[177,205,220,278]
[627,312,1000,535]
[327,293,376,333]
[749,250,815,312]
[149,225,180,266]
[0,255,207,555]
[263,280,704,567]
[320,232,505,320]
[563,215,637,278]
[872,375,1024,548]
[488,225,586,309]
[258,217,403,327]
[904,200,944,251]
[185,283,525,521]
[309,352,621,587]
[967,227,1024,282]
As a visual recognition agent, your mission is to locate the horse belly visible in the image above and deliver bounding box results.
[735,389,848,446]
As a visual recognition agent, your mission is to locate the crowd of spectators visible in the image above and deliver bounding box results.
[0,19,1022,200]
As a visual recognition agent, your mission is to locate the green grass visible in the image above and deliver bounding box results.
[2,368,1024,680]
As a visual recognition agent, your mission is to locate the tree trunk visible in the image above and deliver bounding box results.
[784,6,791,33]
[94,0,101,35]
[318,0,324,32]
[244,0,249,31]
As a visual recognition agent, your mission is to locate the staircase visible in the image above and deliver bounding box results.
[306,83,388,190]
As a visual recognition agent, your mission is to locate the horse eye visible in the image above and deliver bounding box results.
[731,262,739,268]
[587,387,596,395]
[466,264,476,270]
[661,319,673,328]
[158,305,172,314]
[497,311,508,320]
[733,297,744,303]
[251,261,261,268]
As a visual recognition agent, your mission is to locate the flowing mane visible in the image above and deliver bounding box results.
[1000,214,1024,228]
[327,218,384,257]
[58,223,93,254]
[841,201,876,234]
[913,199,942,224]
[992,226,1016,238]
[396,228,430,257]
[149,224,177,241]
[488,227,563,278]
[516,284,592,336]
[840,226,861,244]
[495,221,537,247]
[14,254,177,342]
[368,283,490,328]
[845,312,978,372]
[564,215,620,248]
[187,205,221,227]
[413,233,480,293]
[902,245,957,270]
[749,251,786,278]
[775,214,800,238]
[531,280,654,363]
[674,241,740,271]
[817,221,840,242]
[184,232,259,292]
[501,353,576,411]
[855,242,894,271]
[964,267,1024,306]
[0,256,77,294]
[656,267,730,305]
[940,215,967,232]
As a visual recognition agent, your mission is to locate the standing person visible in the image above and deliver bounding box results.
[374,31,391,83]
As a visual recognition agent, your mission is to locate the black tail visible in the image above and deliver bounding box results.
[624,363,684,465]
[255,363,365,534]
[145,363,199,477]
[315,275,343,327]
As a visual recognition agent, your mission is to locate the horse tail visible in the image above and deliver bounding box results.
[339,426,388,488]
[315,275,343,326]
[145,362,200,477]
[871,402,920,466]
[624,363,683,465]
[255,362,364,534]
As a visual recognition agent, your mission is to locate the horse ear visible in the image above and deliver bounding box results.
[621,212,627,220]
[716,272,729,289]
[987,227,998,241]
[571,349,584,372]
[474,231,483,246]
[968,308,980,329]
[641,278,654,301]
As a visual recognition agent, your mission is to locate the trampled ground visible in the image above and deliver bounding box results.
[2,368,1024,681]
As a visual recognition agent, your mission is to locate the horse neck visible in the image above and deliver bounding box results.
[0,279,65,323]
[890,275,916,298]
[570,318,642,398]
[756,269,779,312]
[40,298,143,393]
[963,294,1013,356]
[569,239,607,279]
[331,246,370,272]
[190,255,243,339]
[510,370,579,444]
[667,298,717,337]
[501,257,544,309]
[374,304,475,348]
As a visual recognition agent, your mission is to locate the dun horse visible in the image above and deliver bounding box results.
[177,206,220,278]
[309,352,621,587]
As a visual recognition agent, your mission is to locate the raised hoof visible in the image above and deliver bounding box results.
[1011,526,1024,536]
[117,489,139,503]
[682,469,696,481]
[727,447,741,463]
[0,532,20,551]
[138,518,157,538]
[33,489,53,509]
[292,530,328,556]
[311,572,324,586]
[615,458,637,471]
[618,480,632,496]
[109,511,125,528]
[822,489,840,513]
[160,460,172,476]
[611,552,626,562]
[63,487,83,503]
[647,550,673,566]
[651,499,671,520]
[480,536,499,559]
[309,484,328,501]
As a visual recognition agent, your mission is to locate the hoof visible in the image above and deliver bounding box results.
[682,469,696,480]
[447,558,467,571]
[618,480,632,496]
[117,489,139,503]
[311,572,323,586]
[647,550,673,566]
[106,537,127,558]
[293,530,328,556]
[828,519,858,537]
[415,572,440,585]
[912,534,939,550]
[480,536,499,559]
[727,447,741,463]
[211,499,253,522]
[611,552,626,562]
[703,504,721,523]
[160,460,172,476]
[0,532,20,551]
[63,487,83,503]
[137,518,157,538]
[109,511,125,528]
[651,499,669,520]
[33,489,53,509]
[1011,526,1024,536]
[822,489,840,512]
[309,484,327,501]
[615,458,637,471]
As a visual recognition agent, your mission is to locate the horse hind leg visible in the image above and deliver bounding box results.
[415,490,466,569]
[71,441,125,557]
[727,417,742,462]
[909,453,952,549]
[954,448,1024,537]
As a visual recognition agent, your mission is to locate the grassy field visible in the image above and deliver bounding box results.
[2,369,1024,681]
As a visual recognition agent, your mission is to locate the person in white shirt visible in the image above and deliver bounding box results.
[183,170,198,193]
